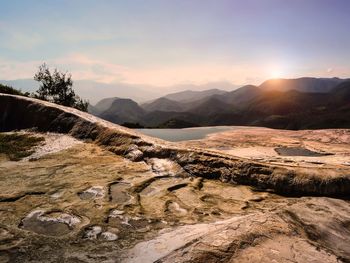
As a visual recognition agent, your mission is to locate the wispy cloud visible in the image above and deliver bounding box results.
[0,58,40,79]
[0,54,127,83]
[0,22,45,51]
[0,53,260,86]
[1,53,348,87]
[54,54,129,83]
[1,0,350,87]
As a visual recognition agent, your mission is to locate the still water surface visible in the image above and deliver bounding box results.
[136,126,236,142]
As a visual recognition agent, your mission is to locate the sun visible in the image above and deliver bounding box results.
[270,69,283,79]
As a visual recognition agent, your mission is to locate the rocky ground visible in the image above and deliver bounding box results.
[0,133,278,262]
[181,127,350,168]
[0,94,350,263]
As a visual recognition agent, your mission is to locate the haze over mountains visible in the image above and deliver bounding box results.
[89,77,350,129]
[0,79,238,104]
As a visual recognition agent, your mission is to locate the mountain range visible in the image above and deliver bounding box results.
[0,79,238,104]
[89,77,350,129]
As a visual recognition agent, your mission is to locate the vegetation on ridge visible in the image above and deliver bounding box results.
[0,64,89,112]
[0,83,29,97]
[33,63,89,111]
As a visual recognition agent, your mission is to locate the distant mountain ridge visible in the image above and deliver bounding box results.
[259,77,347,93]
[94,97,121,113]
[98,98,145,124]
[142,97,183,112]
[0,79,237,104]
[89,77,350,129]
[161,88,228,103]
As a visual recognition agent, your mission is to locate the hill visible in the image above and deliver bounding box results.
[259,77,346,93]
[93,97,121,114]
[89,77,350,129]
[98,98,145,124]
[161,88,227,103]
[216,85,262,107]
[142,97,183,112]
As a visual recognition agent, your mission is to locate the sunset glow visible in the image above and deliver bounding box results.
[270,69,284,79]
[0,0,349,92]
[1,2,350,260]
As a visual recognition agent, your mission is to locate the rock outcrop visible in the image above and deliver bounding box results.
[1,94,350,262]
[1,94,350,197]
[125,197,350,263]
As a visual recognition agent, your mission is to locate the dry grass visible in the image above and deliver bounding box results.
[0,133,44,161]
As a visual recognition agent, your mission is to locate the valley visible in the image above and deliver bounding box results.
[89,77,350,129]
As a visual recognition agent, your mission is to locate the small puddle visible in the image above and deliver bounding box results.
[109,182,132,204]
[79,186,105,200]
[275,147,332,157]
[107,211,164,235]
[20,210,81,236]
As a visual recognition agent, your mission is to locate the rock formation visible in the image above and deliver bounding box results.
[0,93,350,262]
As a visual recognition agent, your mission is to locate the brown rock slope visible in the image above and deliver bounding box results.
[1,94,350,262]
[1,137,349,262]
[0,140,281,262]
[0,95,350,196]
[139,197,350,263]
[1,93,350,197]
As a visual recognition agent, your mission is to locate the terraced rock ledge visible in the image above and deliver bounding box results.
[1,94,350,197]
[1,93,350,263]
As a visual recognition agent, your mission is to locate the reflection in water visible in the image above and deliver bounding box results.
[136,126,238,142]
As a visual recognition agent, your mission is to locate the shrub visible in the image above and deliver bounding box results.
[0,83,29,96]
[33,63,88,111]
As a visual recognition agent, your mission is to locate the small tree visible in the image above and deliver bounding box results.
[34,63,88,111]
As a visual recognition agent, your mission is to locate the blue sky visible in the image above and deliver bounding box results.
[0,0,349,86]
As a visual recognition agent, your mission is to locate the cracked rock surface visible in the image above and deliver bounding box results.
[0,134,349,262]
[142,197,350,263]
[0,94,350,262]
[0,141,279,262]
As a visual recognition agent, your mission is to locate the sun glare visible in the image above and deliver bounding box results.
[270,69,283,79]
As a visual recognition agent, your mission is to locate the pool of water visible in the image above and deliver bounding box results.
[136,126,236,142]
[275,147,332,157]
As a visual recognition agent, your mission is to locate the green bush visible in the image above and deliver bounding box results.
[33,63,89,111]
[0,83,28,96]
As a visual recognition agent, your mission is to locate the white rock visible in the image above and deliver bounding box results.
[109,209,125,217]
[101,231,118,241]
[148,158,184,176]
[80,186,105,199]
[84,226,102,239]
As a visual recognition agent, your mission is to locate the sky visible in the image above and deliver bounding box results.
[0,0,350,87]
